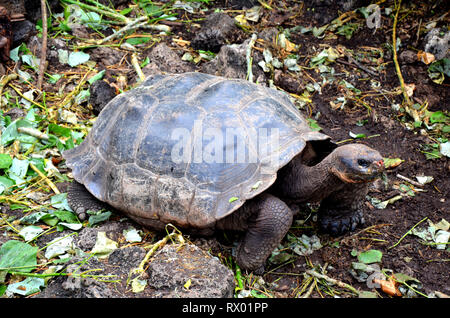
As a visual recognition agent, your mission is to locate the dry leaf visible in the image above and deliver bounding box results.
[374,276,402,297]
[417,50,435,65]
[404,83,415,97]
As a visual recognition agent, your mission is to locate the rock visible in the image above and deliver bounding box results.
[201,38,265,82]
[34,256,116,298]
[191,12,242,53]
[0,0,25,15]
[23,0,62,24]
[109,246,146,270]
[89,80,116,115]
[274,70,306,95]
[11,19,34,47]
[4,107,26,121]
[90,46,125,67]
[142,42,194,76]
[424,28,450,60]
[399,50,418,64]
[147,243,235,298]
[226,0,260,9]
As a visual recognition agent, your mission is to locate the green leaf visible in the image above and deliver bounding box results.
[393,272,421,284]
[0,176,15,194]
[0,240,38,273]
[88,211,112,227]
[307,118,322,131]
[90,232,118,259]
[428,58,450,77]
[19,211,49,224]
[1,119,37,146]
[87,70,105,85]
[123,227,142,243]
[357,249,383,264]
[120,7,133,15]
[429,111,449,124]
[68,51,90,67]
[44,236,74,259]
[19,225,44,241]
[126,37,152,45]
[50,193,73,212]
[6,277,44,296]
[52,210,79,223]
[228,197,239,203]
[0,154,12,170]
[8,158,29,185]
[48,73,63,84]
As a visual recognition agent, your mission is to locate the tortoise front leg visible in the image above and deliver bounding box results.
[67,181,110,220]
[318,182,369,236]
[219,194,293,274]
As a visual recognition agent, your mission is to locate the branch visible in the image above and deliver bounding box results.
[37,0,48,91]
[392,0,420,122]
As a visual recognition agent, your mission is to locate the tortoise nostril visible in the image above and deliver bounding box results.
[375,159,384,169]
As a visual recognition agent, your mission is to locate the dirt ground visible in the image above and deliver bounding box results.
[0,0,448,299]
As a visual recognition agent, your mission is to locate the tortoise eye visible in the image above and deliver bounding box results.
[357,159,370,167]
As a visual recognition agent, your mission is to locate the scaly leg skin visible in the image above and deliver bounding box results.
[318,182,369,236]
[220,194,294,274]
[67,181,110,221]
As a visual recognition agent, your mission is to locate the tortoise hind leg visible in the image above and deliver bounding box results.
[67,181,110,220]
[219,194,293,274]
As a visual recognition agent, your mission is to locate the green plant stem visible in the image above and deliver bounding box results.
[305,269,359,295]
[389,216,428,249]
[61,0,129,23]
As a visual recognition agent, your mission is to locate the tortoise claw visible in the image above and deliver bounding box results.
[319,209,365,236]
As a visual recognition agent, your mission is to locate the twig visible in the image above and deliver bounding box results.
[389,216,428,249]
[305,270,359,295]
[97,16,148,44]
[127,230,184,287]
[246,34,258,83]
[435,291,449,298]
[0,213,21,233]
[37,0,48,91]
[61,0,130,24]
[29,163,60,194]
[0,195,31,207]
[0,73,18,107]
[396,174,423,187]
[392,0,420,123]
[301,277,316,298]
[131,53,145,82]
[8,84,46,110]
[17,127,49,140]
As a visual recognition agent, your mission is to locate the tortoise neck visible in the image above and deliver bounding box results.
[276,152,343,202]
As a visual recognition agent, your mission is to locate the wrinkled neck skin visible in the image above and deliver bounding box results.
[273,152,344,203]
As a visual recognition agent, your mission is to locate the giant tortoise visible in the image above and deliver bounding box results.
[63,72,384,273]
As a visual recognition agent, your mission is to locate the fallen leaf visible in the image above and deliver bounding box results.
[374,276,402,297]
[90,232,118,259]
[404,83,415,97]
[383,157,404,169]
[415,175,434,185]
[417,50,435,65]
[229,197,239,203]
[234,14,250,27]
[357,249,383,264]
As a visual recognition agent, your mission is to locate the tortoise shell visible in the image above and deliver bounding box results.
[63,72,330,228]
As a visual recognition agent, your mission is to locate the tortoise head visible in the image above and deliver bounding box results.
[330,143,384,183]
